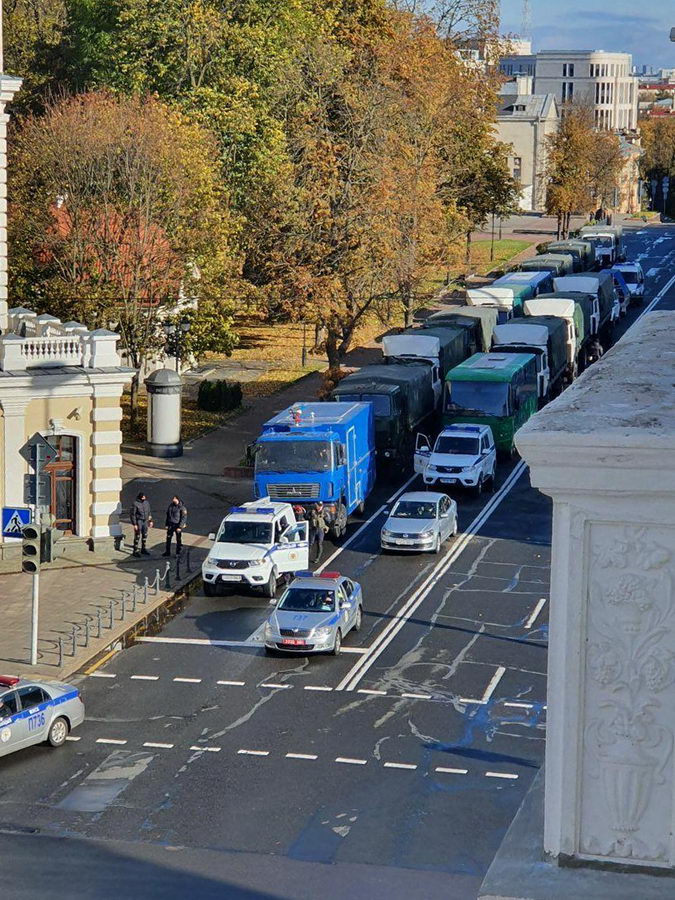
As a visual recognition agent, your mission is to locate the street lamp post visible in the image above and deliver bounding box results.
[163,317,191,373]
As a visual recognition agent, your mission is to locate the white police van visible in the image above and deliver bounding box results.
[202,499,309,598]
[414,424,496,496]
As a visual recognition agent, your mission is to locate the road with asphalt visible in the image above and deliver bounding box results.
[2,225,675,900]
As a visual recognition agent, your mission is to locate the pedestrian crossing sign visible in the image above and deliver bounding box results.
[2,507,31,538]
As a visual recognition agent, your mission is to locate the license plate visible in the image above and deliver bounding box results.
[219,574,242,582]
[440,477,457,484]
[282,638,306,646]
[395,539,416,545]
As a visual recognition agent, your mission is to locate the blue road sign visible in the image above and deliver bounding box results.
[2,506,32,538]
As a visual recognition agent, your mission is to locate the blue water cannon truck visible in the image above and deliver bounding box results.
[252,402,376,540]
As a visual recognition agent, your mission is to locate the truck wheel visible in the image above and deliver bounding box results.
[203,581,216,597]
[263,570,277,599]
[356,501,366,517]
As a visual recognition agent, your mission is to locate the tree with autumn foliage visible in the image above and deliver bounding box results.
[640,118,675,214]
[9,91,238,421]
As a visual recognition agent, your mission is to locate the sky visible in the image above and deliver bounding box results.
[500,0,675,69]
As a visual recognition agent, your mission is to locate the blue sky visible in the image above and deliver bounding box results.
[500,0,675,69]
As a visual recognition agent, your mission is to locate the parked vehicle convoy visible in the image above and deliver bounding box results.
[443,352,538,455]
[382,325,469,406]
[611,262,644,303]
[381,491,458,553]
[0,675,85,758]
[518,252,575,277]
[263,571,363,656]
[419,306,499,354]
[554,272,619,332]
[491,316,568,403]
[466,287,521,323]
[578,225,624,267]
[547,240,595,271]
[203,500,309,598]
[413,423,496,495]
[253,402,375,538]
[523,296,587,380]
[332,364,435,475]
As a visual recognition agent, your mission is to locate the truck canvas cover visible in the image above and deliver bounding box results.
[422,305,498,353]
[524,297,576,320]
[520,253,575,276]
[492,322,549,350]
[466,287,517,311]
[382,332,440,362]
[415,326,469,374]
[554,273,614,324]
[505,314,568,380]
[335,363,434,429]
[538,291,595,340]
[548,240,594,269]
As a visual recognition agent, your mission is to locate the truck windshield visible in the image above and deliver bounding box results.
[448,382,510,417]
[591,236,613,248]
[217,521,273,544]
[255,441,332,472]
[278,588,336,613]
[391,500,438,519]
[620,270,638,283]
[334,392,392,417]
[434,435,480,455]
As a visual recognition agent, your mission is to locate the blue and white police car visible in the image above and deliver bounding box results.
[264,571,363,656]
[0,675,85,758]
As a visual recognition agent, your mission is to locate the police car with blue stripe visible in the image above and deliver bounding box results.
[264,571,363,656]
[0,675,85,758]
[203,499,309,599]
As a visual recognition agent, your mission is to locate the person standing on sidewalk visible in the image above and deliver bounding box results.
[164,496,187,557]
[308,502,328,564]
[130,492,153,557]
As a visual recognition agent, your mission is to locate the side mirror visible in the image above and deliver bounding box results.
[208,532,216,541]
[280,535,289,544]
[341,601,352,610]
[419,445,430,454]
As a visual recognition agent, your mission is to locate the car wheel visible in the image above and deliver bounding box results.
[356,501,366,517]
[433,534,441,554]
[263,570,277,599]
[354,605,363,632]
[453,517,458,537]
[203,581,216,597]
[489,467,497,492]
[473,476,483,498]
[48,717,69,748]
[331,630,342,656]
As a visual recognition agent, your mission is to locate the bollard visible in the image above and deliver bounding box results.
[165,562,172,591]
[143,577,149,604]
[109,599,114,629]
[120,593,126,620]
[57,637,63,668]
[131,584,137,613]
[154,568,160,596]
[84,619,90,648]
[97,608,102,638]
[71,625,77,656]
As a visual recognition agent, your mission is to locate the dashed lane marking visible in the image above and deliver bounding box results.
[143,742,174,749]
[485,771,519,780]
[65,736,81,742]
[190,746,221,753]
[357,688,387,696]
[525,598,548,629]
[238,749,270,757]
[336,757,368,765]
[96,738,127,745]
[173,677,202,683]
[304,685,333,692]
[460,666,506,705]
[383,762,417,770]
[401,692,432,700]
[89,672,116,678]
[217,680,245,686]
[260,682,291,689]
[503,701,534,709]
[130,675,159,681]
[435,766,468,775]
[340,647,369,654]
[286,753,318,760]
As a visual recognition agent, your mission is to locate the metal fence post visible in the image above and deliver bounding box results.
[131,585,137,612]
[165,562,171,591]
[57,637,63,668]
[143,577,149,604]
[71,625,77,656]
[109,599,114,629]
[84,619,90,647]
[186,546,192,574]
[154,568,160,596]
[120,593,126,620]
[97,608,102,638]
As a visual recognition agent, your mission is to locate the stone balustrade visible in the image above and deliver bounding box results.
[0,307,121,370]
[515,310,675,873]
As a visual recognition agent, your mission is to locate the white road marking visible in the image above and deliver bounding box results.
[647,267,660,277]
[96,738,127,745]
[337,462,527,692]
[89,672,116,678]
[260,682,290,689]
[460,665,506,705]
[143,742,174,749]
[357,689,387,696]
[485,771,519,780]
[130,675,159,681]
[286,752,318,760]
[341,647,369,655]
[641,273,675,316]
[401,692,432,700]
[435,766,468,775]
[315,473,417,574]
[238,749,270,757]
[173,677,202,683]
[335,757,368,765]
[383,762,417,770]
[65,736,81,742]
[525,597,548,629]
[504,702,534,709]
[304,685,333,692]
[190,746,221,752]
[217,680,245,686]
[136,636,260,648]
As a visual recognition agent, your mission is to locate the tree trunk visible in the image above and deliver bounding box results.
[325,329,341,370]
[129,372,140,431]
[464,229,472,270]
[556,214,562,240]
[403,285,414,328]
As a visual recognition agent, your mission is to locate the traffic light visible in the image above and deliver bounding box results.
[40,526,64,563]
[21,523,42,574]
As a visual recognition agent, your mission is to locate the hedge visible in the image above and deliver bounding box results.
[197,379,243,412]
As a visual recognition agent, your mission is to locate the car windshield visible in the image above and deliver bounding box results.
[447,381,510,417]
[620,270,638,283]
[278,588,336,613]
[335,392,391,417]
[217,521,273,544]
[392,500,437,519]
[255,440,332,473]
[434,435,480,455]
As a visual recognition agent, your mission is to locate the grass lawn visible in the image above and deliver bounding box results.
[420,238,534,296]
[121,392,238,444]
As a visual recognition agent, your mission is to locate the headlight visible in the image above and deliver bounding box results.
[381,528,393,538]
[313,626,333,638]
[426,464,437,472]
[248,558,266,567]
[420,529,435,539]
[264,623,274,639]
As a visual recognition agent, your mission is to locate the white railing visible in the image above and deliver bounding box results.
[16,336,85,367]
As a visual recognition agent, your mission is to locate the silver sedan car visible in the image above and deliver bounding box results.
[381,491,458,553]
[0,675,85,759]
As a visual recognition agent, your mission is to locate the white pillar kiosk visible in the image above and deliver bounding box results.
[144,368,183,458]
[516,311,675,871]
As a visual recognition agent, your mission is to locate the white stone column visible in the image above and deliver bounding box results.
[0,76,23,331]
[516,311,675,871]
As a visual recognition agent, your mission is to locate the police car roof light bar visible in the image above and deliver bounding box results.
[320,572,341,579]
[0,676,20,687]
[296,570,314,578]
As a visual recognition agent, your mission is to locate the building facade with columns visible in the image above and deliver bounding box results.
[0,51,133,565]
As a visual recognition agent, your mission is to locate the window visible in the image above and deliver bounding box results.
[513,157,522,180]
[562,82,574,101]
[0,691,19,718]
[47,435,77,535]
[562,63,575,77]
[515,104,526,111]
[342,579,354,598]
[17,685,49,709]
[595,83,600,104]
